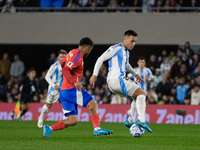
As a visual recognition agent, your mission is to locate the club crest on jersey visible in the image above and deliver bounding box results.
[67,61,73,67]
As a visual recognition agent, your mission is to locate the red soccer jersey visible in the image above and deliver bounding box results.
[61,49,84,90]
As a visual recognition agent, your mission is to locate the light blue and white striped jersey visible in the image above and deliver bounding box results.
[107,43,130,80]
[93,42,137,81]
[45,60,63,92]
[133,67,154,92]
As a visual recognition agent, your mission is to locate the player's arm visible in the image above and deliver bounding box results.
[45,65,59,90]
[90,48,117,88]
[127,63,144,83]
[146,68,154,82]
[62,59,83,91]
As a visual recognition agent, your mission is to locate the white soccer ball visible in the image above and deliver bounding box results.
[129,124,145,137]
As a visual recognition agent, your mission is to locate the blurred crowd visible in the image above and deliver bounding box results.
[1,0,200,13]
[0,41,200,105]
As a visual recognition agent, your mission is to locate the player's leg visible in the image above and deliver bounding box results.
[86,99,113,136]
[38,90,59,128]
[124,100,137,128]
[132,88,152,133]
[18,103,28,120]
[37,103,52,128]
[43,115,78,138]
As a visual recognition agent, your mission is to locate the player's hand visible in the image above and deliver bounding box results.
[135,74,144,83]
[74,82,83,91]
[89,75,97,88]
[54,85,59,90]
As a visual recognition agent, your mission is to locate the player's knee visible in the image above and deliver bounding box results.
[46,103,52,108]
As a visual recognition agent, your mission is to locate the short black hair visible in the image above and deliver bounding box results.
[124,30,137,37]
[138,56,145,61]
[79,37,94,47]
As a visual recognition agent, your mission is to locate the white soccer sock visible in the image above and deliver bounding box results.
[136,95,146,122]
[128,100,137,123]
[39,104,49,119]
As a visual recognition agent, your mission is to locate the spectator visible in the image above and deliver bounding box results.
[160,56,173,75]
[176,47,183,56]
[184,96,190,105]
[180,51,191,71]
[176,77,189,104]
[158,49,168,65]
[183,41,194,58]
[168,95,178,104]
[48,52,57,67]
[190,84,200,105]
[146,54,159,74]
[156,74,172,97]
[151,68,162,90]
[178,64,188,79]
[191,54,199,72]
[169,56,182,80]
[7,87,18,102]
[0,52,11,81]
[1,0,16,13]
[10,54,25,81]
[169,50,176,64]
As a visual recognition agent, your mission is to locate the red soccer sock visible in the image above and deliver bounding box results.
[50,121,65,131]
[90,114,100,129]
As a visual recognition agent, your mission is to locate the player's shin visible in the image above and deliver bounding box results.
[90,114,100,130]
[128,100,137,123]
[39,104,49,119]
[136,95,146,122]
[50,120,65,131]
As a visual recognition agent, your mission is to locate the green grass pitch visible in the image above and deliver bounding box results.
[0,121,200,150]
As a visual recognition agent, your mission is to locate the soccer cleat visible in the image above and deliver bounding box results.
[93,128,113,137]
[124,120,135,128]
[43,125,52,138]
[37,117,43,128]
[136,119,152,133]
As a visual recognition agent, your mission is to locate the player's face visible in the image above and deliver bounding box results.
[123,35,137,50]
[57,53,67,62]
[84,46,93,58]
[137,59,145,69]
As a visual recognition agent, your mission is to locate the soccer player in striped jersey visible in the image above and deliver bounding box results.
[43,37,113,138]
[125,57,154,128]
[90,30,152,133]
[37,49,67,128]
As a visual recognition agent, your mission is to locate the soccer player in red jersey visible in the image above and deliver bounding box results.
[43,37,113,138]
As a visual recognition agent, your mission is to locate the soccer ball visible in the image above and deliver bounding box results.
[129,124,145,137]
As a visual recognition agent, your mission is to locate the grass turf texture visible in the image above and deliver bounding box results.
[0,121,200,150]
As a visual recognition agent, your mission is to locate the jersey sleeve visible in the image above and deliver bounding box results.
[92,47,118,76]
[45,63,56,88]
[127,63,137,76]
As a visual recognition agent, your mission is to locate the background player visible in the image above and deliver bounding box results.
[43,37,113,138]
[11,68,37,120]
[125,56,154,128]
[37,49,67,128]
[90,30,152,133]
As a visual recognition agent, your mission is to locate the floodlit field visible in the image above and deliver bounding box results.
[0,121,200,150]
